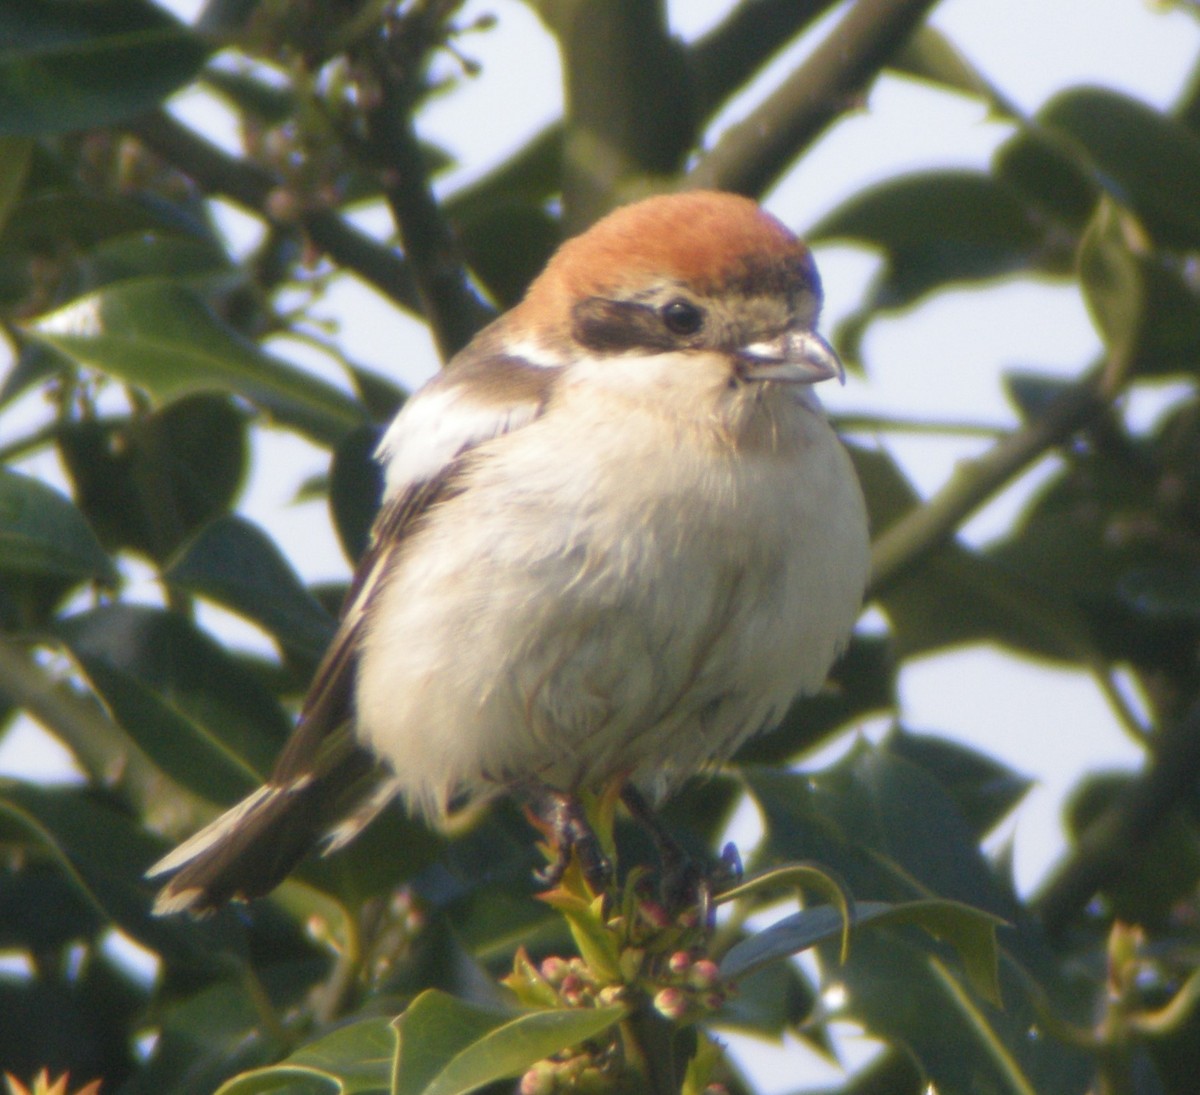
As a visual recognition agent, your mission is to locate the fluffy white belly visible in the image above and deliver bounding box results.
[355,391,868,819]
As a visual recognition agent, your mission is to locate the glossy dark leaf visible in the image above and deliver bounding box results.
[28,282,367,445]
[745,739,1015,919]
[58,604,291,787]
[827,927,1079,1095]
[712,958,818,1040]
[721,898,1003,1006]
[0,780,237,970]
[1065,772,1200,925]
[166,514,336,662]
[885,727,1033,839]
[0,467,115,583]
[0,859,105,951]
[58,393,248,562]
[0,0,209,136]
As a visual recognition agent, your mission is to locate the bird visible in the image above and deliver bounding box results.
[147,190,871,916]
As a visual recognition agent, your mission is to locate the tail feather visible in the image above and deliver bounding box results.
[148,747,383,916]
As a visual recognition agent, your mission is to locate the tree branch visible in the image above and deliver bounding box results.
[1033,691,1200,938]
[127,110,421,313]
[687,0,841,124]
[687,0,941,196]
[541,0,694,231]
[867,368,1111,599]
[355,5,492,360]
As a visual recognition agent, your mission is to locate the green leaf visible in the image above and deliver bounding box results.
[0,0,210,136]
[1077,199,1200,378]
[26,282,368,445]
[59,604,291,791]
[57,393,248,562]
[718,863,856,963]
[0,780,236,969]
[216,1017,396,1094]
[1078,198,1147,367]
[72,651,263,804]
[994,126,1099,235]
[166,515,336,661]
[855,446,1089,661]
[1119,564,1200,622]
[330,425,385,564]
[77,232,241,293]
[0,467,115,582]
[0,136,32,235]
[722,899,1005,1006]
[737,633,895,764]
[809,171,1049,332]
[828,928,1042,1095]
[393,990,628,1095]
[1040,86,1200,250]
[745,740,1016,919]
[888,25,1017,118]
[885,727,1033,839]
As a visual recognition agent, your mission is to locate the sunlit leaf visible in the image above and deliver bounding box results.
[26,282,367,445]
[393,990,627,1095]
[215,1017,395,1094]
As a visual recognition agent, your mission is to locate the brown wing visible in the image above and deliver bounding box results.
[148,356,559,916]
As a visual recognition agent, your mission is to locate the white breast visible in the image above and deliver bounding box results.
[354,353,870,819]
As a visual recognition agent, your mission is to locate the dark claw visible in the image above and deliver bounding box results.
[619,785,739,919]
[531,792,613,893]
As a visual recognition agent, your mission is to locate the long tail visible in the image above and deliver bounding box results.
[147,742,385,916]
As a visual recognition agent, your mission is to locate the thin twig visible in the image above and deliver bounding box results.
[687,0,942,196]
[834,411,1008,438]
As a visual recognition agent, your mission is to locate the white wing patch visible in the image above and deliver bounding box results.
[376,378,547,501]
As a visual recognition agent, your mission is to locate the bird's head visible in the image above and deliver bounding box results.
[504,190,843,390]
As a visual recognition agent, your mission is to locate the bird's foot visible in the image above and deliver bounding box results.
[528,792,614,894]
[620,786,743,921]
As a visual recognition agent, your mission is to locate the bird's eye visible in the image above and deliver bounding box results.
[661,298,705,336]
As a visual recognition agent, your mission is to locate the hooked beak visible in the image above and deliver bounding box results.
[736,330,845,386]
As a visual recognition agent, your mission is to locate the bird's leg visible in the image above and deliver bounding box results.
[530,791,613,893]
[620,785,743,917]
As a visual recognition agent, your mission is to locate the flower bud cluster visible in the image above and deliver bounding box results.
[651,952,725,1021]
